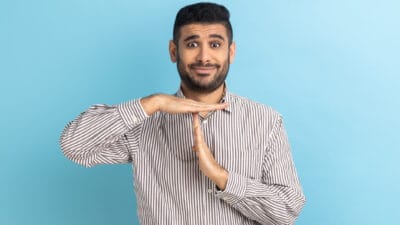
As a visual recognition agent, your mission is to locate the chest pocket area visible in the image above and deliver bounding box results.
[215,141,264,180]
[162,115,196,161]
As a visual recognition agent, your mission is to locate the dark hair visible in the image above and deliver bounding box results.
[173,2,233,45]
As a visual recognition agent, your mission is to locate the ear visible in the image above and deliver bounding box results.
[169,40,177,63]
[229,41,236,64]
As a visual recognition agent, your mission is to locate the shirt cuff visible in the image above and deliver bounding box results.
[117,98,149,129]
[215,172,247,205]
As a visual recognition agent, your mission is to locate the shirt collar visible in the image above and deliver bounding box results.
[175,85,232,113]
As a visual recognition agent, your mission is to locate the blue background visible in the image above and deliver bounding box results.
[1,0,399,224]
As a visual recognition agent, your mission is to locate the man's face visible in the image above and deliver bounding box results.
[169,23,236,93]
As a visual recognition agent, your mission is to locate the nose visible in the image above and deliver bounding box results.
[196,45,211,63]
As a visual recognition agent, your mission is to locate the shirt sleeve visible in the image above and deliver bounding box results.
[215,116,306,225]
[59,99,148,167]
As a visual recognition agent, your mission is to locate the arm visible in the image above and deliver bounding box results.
[215,116,306,225]
[59,99,147,167]
[60,95,228,167]
[192,114,305,225]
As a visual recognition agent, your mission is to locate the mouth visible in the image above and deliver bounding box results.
[191,66,216,75]
[189,63,219,75]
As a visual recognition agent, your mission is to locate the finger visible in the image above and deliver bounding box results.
[186,101,229,112]
[195,101,228,109]
[192,113,203,146]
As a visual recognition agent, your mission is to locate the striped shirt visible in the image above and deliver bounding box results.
[60,89,305,225]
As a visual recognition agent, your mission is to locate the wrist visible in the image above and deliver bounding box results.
[140,94,161,116]
[213,167,228,191]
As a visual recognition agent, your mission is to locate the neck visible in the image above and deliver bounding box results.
[181,83,225,104]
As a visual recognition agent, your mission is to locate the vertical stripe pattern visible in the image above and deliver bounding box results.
[60,89,305,225]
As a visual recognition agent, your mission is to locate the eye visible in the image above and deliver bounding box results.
[210,41,221,48]
[186,42,198,48]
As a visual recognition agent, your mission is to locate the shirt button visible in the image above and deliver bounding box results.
[207,189,213,194]
[202,120,208,124]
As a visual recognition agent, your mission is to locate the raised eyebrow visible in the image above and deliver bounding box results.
[183,35,200,42]
[183,34,225,42]
[209,34,225,41]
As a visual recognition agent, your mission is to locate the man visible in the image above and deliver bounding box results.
[60,2,305,225]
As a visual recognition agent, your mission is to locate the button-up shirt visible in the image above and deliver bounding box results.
[60,89,305,225]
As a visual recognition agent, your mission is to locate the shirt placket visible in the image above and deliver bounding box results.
[201,116,217,225]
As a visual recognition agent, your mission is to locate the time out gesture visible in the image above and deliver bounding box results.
[140,94,229,190]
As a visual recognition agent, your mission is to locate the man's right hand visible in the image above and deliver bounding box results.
[140,94,228,116]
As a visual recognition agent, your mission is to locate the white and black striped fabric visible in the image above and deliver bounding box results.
[60,89,305,225]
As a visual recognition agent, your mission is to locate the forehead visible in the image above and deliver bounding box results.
[178,23,228,40]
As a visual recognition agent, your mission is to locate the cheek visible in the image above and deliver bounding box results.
[178,48,199,62]
[215,49,230,61]
[177,57,189,70]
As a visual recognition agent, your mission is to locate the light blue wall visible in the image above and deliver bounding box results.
[1,1,399,224]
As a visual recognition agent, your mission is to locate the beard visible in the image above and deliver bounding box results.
[176,54,230,93]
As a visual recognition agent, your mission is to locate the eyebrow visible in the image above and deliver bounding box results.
[183,35,200,42]
[209,34,225,41]
[183,34,225,42]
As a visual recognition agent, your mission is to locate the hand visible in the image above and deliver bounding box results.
[192,113,228,190]
[140,94,228,116]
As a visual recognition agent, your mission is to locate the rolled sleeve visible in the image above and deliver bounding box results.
[117,99,149,129]
[215,172,248,205]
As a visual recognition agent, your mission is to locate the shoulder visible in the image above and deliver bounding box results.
[227,92,282,120]
[227,92,286,144]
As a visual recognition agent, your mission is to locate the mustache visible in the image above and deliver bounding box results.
[189,62,220,69]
